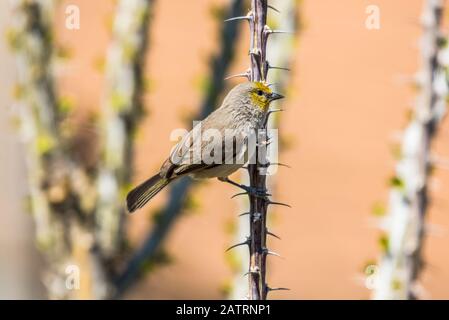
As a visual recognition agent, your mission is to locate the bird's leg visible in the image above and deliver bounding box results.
[218,177,270,198]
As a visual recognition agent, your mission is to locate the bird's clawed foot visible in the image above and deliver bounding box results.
[218,177,270,198]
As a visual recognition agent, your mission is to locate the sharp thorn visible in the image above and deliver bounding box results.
[226,239,250,252]
[268,30,295,35]
[268,287,290,292]
[273,30,295,34]
[267,230,281,240]
[264,109,284,126]
[267,62,290,71]
[267,5,280,13]
[267,251,282,258]
[239,212,250,217]
[224,72,250,80]
[271,162,291,168]
[269,65,291,71]
[259,161,290,169]
[264,249,283,258]
[224,16,250,22]
[218,177,249,190]
[220,177,270,198]
[268,201,292,208]
[231,192,249,199]
[261,162,291,169]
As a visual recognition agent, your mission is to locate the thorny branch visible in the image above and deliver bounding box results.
[226,0,294,300]
[246,0,271,302]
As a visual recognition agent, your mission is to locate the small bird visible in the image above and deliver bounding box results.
[126,81,284,213]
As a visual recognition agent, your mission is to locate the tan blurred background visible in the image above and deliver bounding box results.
[1,0,449,299]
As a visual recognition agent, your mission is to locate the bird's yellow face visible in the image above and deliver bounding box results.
[249,82,284,112]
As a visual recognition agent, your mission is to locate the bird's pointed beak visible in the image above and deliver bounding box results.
[269,92,284,101]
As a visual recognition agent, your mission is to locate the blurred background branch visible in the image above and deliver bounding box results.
[374,0,448,300]
[9,0,155,299]
[9,0,94,299]
[96,0,154,262]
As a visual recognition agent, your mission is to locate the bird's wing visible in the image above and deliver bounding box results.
[166,113,249,177]
[168,122,201,166]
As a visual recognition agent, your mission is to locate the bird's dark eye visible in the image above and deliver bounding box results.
[257,90,263,96]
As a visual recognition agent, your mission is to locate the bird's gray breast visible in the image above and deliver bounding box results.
[226,102,266,129]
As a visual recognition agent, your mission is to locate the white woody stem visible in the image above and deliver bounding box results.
[9,0,105,299]
[96,0,154,259]
[374,0,447,299]
[10,0,155,299]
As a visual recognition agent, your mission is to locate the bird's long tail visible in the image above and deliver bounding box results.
[126,173,170,213]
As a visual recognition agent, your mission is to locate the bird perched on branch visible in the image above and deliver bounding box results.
[126,81,283,213]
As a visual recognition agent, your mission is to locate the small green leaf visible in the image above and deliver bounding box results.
[93,56,105,72]
[140,249,173,274]
[362,259,377,273]
[225,251,242,273]
[378,234,389,253]
[219,279,233,297]
[371,202,386,216]
[5,28,20,50]
[183,194,201,213]
[437,36,448,48]
[150,207,164,224]
[389,176,404,190]
[110,92,127,111]
[209,4,225,20]
[390,144,402,160]
[224,219,236,235]
[58,96,74,114]
[56,46,73,60]
[193,74,212,95]
[391,279,402,291]
[428,163,436,176]
[12,84,25,100]
[36,134,55,155]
